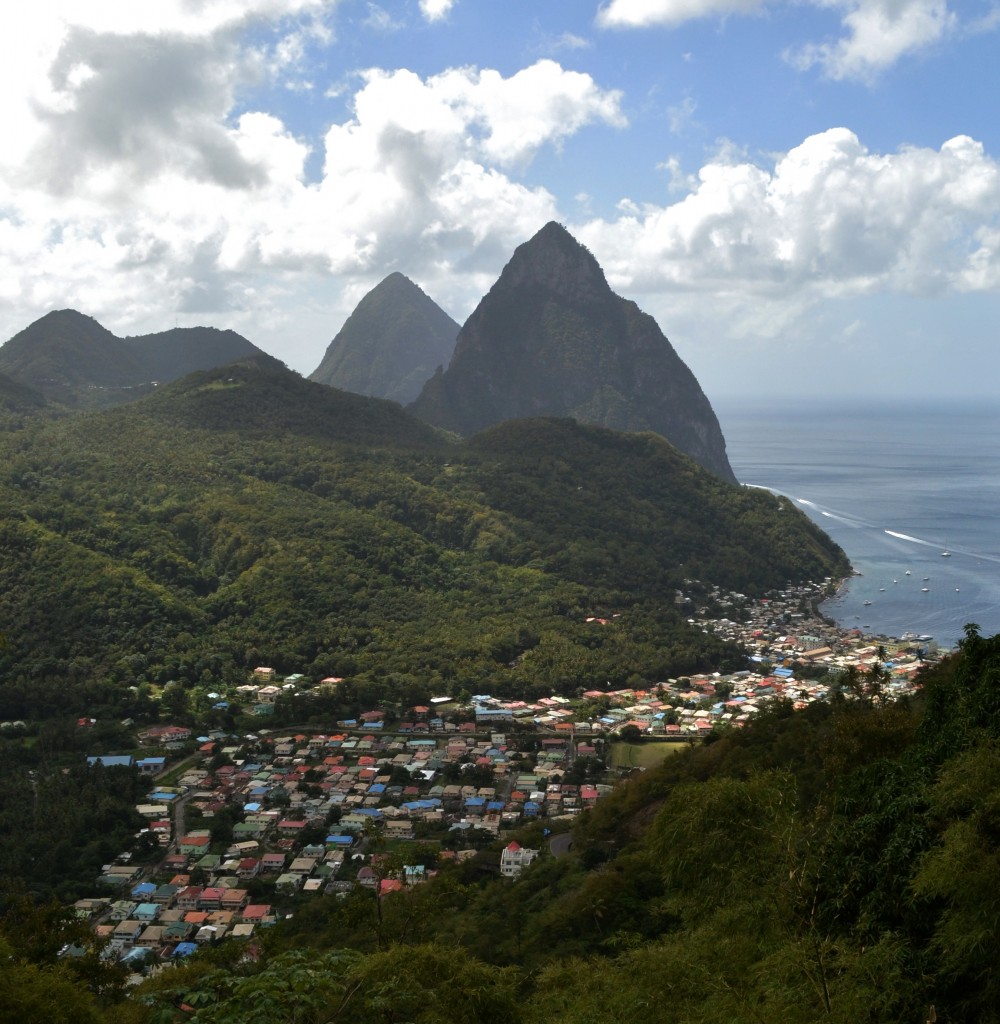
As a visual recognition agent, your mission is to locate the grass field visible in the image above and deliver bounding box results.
[610,740,689,770]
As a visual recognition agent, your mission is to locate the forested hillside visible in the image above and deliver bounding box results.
[5,630,1000,1022]
[0,358,847,723]
[3,354,997,1023]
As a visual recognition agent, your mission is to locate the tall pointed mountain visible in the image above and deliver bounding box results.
[309,272,459,404]
[0,309,268,408]
[409,222,737,483]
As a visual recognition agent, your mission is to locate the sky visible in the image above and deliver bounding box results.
[1,0,999,400]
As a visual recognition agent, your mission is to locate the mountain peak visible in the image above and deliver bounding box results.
[410,224,737,483]
[37,308,107,328]
[494,221,608,302]
[310,273,459,405]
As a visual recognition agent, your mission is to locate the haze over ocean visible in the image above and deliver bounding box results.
[717,398,1000,651]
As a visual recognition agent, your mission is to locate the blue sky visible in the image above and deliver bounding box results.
[1,0,998,399]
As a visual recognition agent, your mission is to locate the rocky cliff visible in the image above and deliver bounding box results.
[410,222,736,483]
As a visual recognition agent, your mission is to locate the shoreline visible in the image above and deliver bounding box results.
[698,576,951,677]
[818,567,960,655]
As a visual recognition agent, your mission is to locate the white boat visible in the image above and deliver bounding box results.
[941,550,951,557]
[905,570,911,576]
[921,587,930,592]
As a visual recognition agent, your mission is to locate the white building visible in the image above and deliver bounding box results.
[500,841,538,878]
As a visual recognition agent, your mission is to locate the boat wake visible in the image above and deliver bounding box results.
[795,499,867,528]
[752,489,1000,566]
[884,529,937,547]
[882,530,1000,565]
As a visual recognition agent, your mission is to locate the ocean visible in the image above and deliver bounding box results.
[716,398,1000,652]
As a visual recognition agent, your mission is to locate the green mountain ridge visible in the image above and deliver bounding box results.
[139,356,447,449]
[0,359,846,720]
[0,309,268,409]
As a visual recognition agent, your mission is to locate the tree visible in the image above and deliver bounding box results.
[0,936,103,1024]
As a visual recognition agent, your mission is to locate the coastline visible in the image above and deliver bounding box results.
[699,576,949,680]
[720,398,1000,653]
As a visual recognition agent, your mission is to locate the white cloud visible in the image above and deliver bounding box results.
[22,29,263,198]
[553,32,594,51]
[787,0,957,81]
[0,51,621,369]
[598,0,968,81]
[63,0,329,36]
[363,4,405,31]
[419,0,456,22]
[330,61,625,173]
[667,95,697,133]
[577,129,1000,324]
[597,0,766,29]
[0,2,336,186]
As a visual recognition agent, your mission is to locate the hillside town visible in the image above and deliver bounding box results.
[62,580,938,969]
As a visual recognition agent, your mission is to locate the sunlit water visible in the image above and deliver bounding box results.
[717,398,1000,651]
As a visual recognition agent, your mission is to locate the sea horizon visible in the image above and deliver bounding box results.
[716,395,1000,652]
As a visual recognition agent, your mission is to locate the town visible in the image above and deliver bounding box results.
[62,580,939,970]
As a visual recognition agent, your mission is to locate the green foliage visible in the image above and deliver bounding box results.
[11,637,1000,1022]
[138,944,520,1024]
[0,935,104,1024]
[252,639,1000,1022]
[21,357,993,1022]
[0,363,845,723]
[0,756,147,901]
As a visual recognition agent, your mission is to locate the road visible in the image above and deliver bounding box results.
[549,832,573,858]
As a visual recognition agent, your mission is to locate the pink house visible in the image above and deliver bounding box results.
[198,887,227,910]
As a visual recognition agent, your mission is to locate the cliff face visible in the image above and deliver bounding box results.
[309,273,459,405]
[410,222,736,483]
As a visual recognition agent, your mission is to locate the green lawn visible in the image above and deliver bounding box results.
[610,740,688,769]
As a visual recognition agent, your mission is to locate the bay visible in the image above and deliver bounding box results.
[716,398,1000,651]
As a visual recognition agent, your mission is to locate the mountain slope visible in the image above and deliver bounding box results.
[0,371,46,412]
[0,309,150,407]
[310,273,459,404]
[410,222,736,483]
[0,360,846,713]
[0,310,272,409]
[125,325,264,382]
[139,356,449,450]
